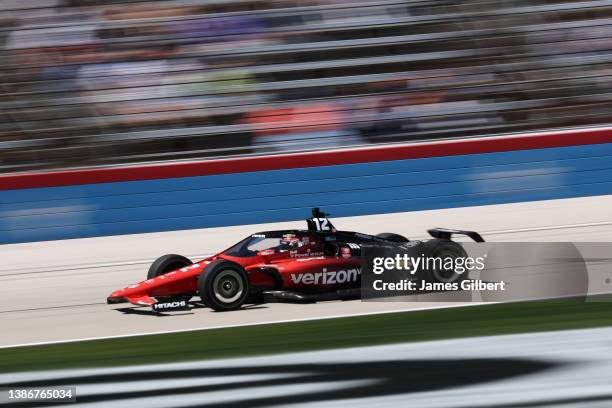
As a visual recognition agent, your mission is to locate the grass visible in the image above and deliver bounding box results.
[2,299,612,373]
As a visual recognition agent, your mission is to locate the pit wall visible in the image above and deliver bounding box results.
[2,127,612,244]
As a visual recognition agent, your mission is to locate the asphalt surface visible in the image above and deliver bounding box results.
[2,195,612,347]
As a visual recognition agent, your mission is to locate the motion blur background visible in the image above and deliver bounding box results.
[3,0,612,172]
[3,4,612,405]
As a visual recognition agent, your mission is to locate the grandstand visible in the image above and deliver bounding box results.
[2,0,612,171]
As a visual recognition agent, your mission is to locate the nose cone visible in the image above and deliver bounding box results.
[106,262,205,306]
[108,283,140,300]
[107,282,142,303]
[107,290,127,304]
[109,289,123,297]
[107,284,152,305]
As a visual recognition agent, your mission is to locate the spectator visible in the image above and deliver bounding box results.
[242,103,364,152]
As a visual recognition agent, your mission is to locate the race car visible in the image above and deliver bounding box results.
[107,208,484,312]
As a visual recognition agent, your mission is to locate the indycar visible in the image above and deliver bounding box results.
[107,208,484,312]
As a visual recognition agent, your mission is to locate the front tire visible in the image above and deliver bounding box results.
[147,254,193,279]
[198,260,250,311]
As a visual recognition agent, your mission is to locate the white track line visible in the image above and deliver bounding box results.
[484,220,612,234]
[0,254,211,277]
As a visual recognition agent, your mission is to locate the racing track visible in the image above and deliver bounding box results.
[2,195,612,348]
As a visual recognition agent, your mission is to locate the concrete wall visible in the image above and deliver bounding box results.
[2,133,612,244]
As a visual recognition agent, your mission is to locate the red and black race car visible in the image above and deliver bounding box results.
[107,208,484,312]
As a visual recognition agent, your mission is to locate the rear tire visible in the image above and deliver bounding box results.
[421,239,468,284]
[198,260,250,312]
[147,254,193,279]
[376,232,409,243]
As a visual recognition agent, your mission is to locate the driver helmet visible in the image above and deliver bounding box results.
[280,233,300,248]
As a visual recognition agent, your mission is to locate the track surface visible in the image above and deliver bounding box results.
[2,327,611,407]
[2,195,612,347]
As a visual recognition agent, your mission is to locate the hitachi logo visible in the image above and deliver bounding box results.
[153,300,187,311]
[290,268,360,285]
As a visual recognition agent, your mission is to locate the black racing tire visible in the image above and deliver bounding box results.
[198,260,250,312]
[421,239,469,284]
[376,232,409,243]
[147,254,193,279]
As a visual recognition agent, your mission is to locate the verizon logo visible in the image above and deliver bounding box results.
[290,268,360,285]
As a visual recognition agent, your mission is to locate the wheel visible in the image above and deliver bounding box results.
[147,254,193,279]
[198,260,250,311]
[376,232,409,243]
[421,239,468,284]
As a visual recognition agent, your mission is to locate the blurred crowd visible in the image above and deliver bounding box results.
[2,0,612,171]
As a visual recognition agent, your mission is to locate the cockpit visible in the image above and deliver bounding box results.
[224,231,320,258]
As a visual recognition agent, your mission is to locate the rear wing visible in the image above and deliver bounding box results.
[428,228,485,242]
[307,208,337,232]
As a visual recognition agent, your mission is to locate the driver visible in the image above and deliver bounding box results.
[278,233,300,250]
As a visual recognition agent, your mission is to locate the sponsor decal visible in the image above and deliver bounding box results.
[347,243,361,250]
[290,250,324,258]
[399,241,420,249]
[290,268,361,285]
[252,234,266,238]
[152,300,188,312]
[296,257,326,262]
